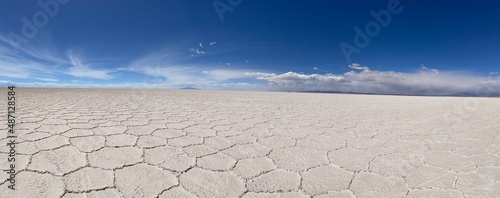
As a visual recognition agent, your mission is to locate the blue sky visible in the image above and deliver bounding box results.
[1,0,499,95]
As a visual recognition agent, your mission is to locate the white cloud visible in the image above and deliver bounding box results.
[9,81,137,88]
[246,72,344,84]
[420,66,439,74]
[189,48,205,55]
[0,40,117,81]
[0,80,13,84]
[0,64,32,78]
[37,78,59,82]
[0,44,60,79]
[66,53,114,80]
[205,69,247,80]
[128,50,205,85]
[246,66,500,96]
[313,67,318,70]
[127,49,254,87]
[210,42,217,46]
[349,63,370,71]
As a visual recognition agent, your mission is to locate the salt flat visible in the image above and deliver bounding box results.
[0,88,499,197]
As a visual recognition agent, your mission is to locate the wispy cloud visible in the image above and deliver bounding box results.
[246,65,500,96]
[127,48,253,87]
[2,34,497,95]
[204,69,248,80]
[66,52,115,80]
[6,81,137,88]
[348,63,370,71]
[36,77,59,82]
[0,79,14,85]
[0,39,117,81]
[189,48,205,55]
[0,45,56,79]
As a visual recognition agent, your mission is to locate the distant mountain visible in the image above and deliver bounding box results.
[179,87,200,90]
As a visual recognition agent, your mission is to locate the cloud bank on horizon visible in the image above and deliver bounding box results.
[0,36,498,96]
[0,1,499,96]
[0,43,499,96]
[246,64,500,96]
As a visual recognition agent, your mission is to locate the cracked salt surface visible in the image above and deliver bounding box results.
[0,88,499,197]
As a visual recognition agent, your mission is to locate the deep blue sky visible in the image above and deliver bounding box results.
[1,0,499,94]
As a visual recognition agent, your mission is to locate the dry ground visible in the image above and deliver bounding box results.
[0,88,499,197]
